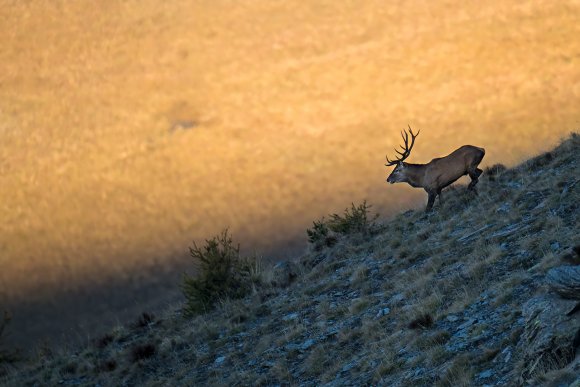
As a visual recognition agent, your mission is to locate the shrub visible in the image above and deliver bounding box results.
[307,218,329,244]
[130,343,156,362]
[181,229,258,316]
[306,219,337,250]
[408,313,434,330]
[307,201,379,249]
[328,201,379,235]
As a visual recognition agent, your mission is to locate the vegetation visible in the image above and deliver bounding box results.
[307,201,379,249]
[181,230,262,316]
[2,0,578,351]
[1,134,579,386]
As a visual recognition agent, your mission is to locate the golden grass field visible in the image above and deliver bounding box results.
[0,0,579,348]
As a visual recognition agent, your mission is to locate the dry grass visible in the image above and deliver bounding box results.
[1,0,579,349]
[435,354,475,387]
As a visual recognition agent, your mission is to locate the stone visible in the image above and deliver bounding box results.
[375,307,391,318]
[446,315,459,322]
[478,369,493,379]
[457,318,477,330]
[341,361,356,373]
[496,203,511,213]
[547,266,580,300]
[516,294,580,383]
[283,312,299,321]
[300,339,315,351]
[214,356,225,365]
[390,293,405,305]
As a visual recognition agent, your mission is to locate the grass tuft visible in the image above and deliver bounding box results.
[132,312,155,329]
[408,313,434,330]
[130,343,156,363]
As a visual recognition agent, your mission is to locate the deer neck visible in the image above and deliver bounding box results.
[403,163,427,188]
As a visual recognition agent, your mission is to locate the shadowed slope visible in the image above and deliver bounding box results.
[3,134,578,385]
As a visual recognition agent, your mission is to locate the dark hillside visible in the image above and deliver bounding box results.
[2,133,579,386]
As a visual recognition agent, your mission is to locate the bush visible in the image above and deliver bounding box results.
[327,201,379,234]
[307,201,379,249]
[181,230,258,316]
[130,343,156,363]
[306,219,334,249]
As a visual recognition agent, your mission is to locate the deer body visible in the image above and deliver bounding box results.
[385,128,485,212]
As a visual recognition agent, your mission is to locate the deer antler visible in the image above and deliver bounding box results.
[385,125,420,166]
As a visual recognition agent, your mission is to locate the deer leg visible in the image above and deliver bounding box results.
[468,168,483,191]
[437,188,443,204]
[426,191,436,212]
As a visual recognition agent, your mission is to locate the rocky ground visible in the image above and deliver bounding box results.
[1,133,579,386]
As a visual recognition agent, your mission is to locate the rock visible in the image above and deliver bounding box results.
[547,266,580,300]
[341,361,356,373]
[272,261,300,288]
[446,315,459,322]
[457,318,477,330]
[300,339,315,351]
[550,241,561,251]
[496,203,511,213]
[389,293,405,305]
[285,343,300,351]
[214,356,225,365]
[500,346,512,364]
[516,294,580,383]
[282,312,299,321]
[375,307,391,319]
[478,369,494,379]
[561,245,580,265]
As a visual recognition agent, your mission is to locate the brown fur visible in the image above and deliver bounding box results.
[387,145,485,212]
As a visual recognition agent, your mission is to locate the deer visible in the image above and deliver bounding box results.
[385,126,485,212]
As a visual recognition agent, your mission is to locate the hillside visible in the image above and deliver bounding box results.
[2,0,579,350]
[2,133,579,386]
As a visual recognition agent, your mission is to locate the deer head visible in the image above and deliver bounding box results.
[386,126,420,184]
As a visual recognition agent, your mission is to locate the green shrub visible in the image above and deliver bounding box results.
[307,201,379,248]
[327,201,378,234]
[181,230,258,316]
[306,218,332,248]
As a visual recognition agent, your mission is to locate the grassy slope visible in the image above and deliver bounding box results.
[1,0,579,350]
[3,134,578,385]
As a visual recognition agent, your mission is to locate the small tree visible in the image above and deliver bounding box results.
[181,230,254,316]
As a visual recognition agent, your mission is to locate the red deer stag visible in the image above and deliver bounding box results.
[385,126,485,212]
